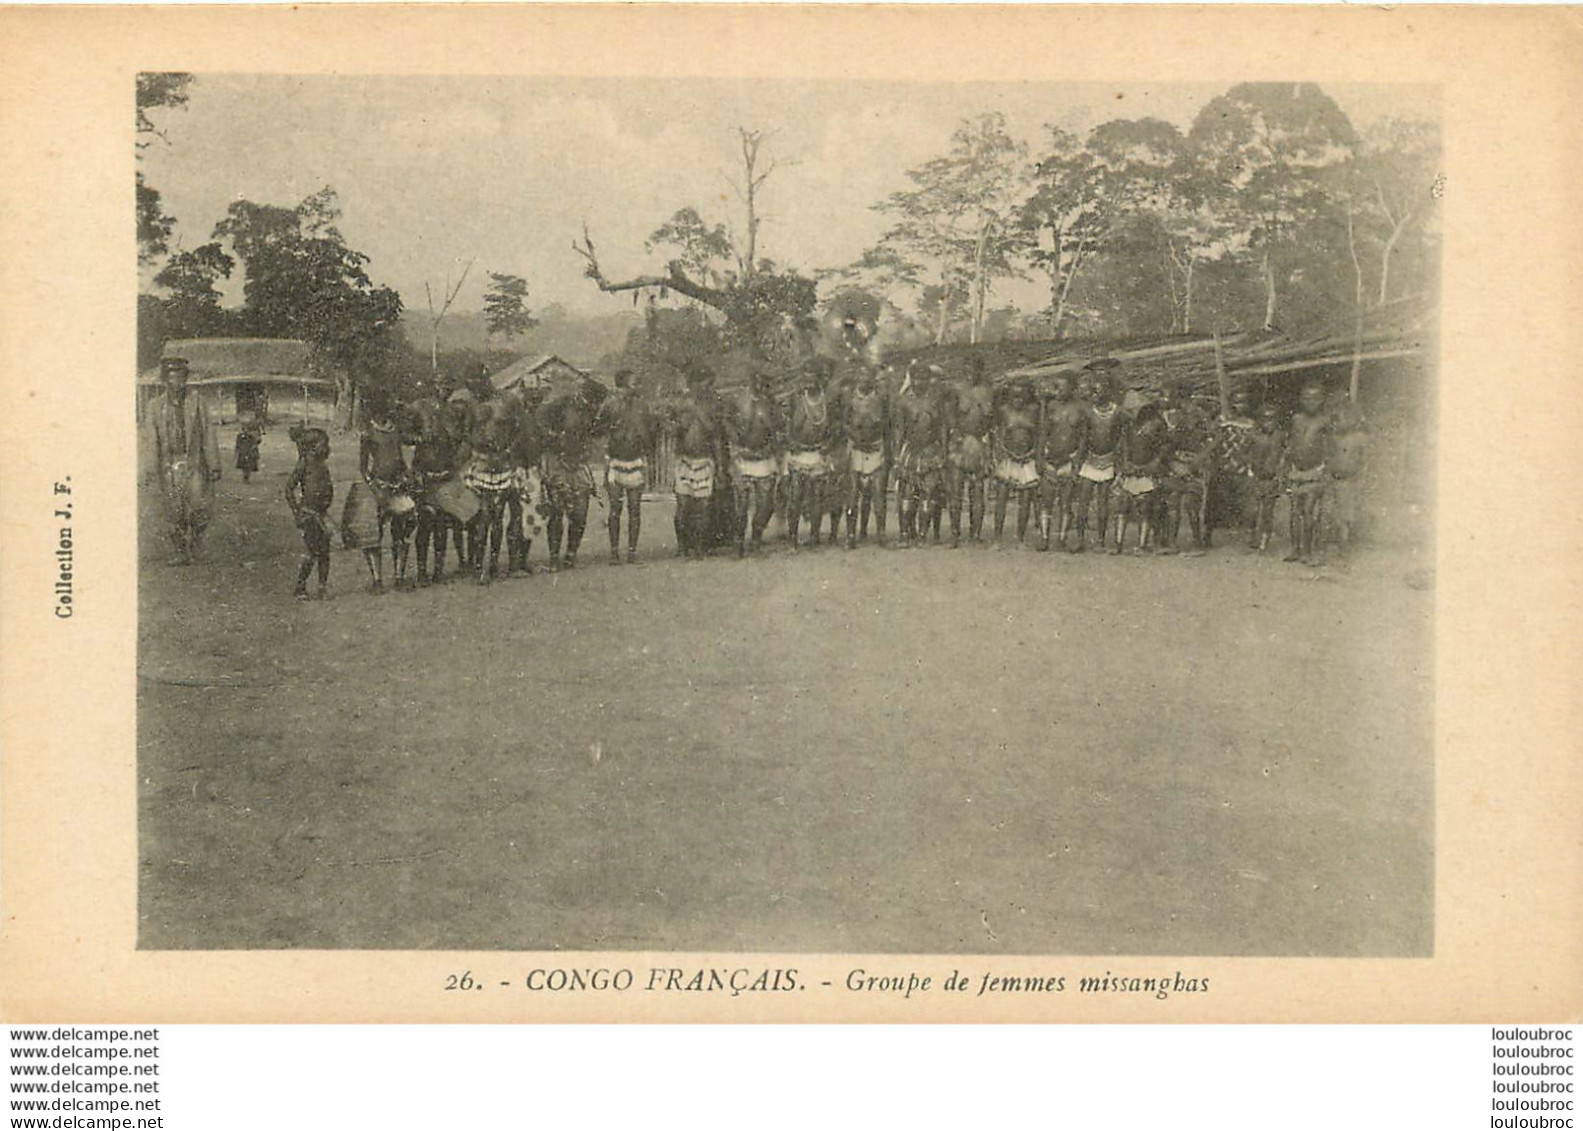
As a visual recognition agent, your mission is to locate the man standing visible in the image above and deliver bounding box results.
[784,360,837,550]
[596,369,657,565]
[670,364,727,560]
[727,365,784,559]
[148,355,220,565]
[1036,371,1086,552]
[945,356,994,547]
[1073,359,1125,552]
[1158,379,1214,554]
[990,376,1041,546]
[537,375,606,571]
[1209,386,1258,548]
[359,399,417,591]
[842,365,890,548]
[892,372,949,547]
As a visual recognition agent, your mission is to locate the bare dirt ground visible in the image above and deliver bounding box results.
[138,427,1434,955]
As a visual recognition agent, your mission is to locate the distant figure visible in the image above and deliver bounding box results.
[1324,399,1370,561]
[234,413,262,483]
[285,427,334,600]
[1247,403,1287,554]
[597,369,657,565]
[1285,380,1331,564]
[148,355,221,565]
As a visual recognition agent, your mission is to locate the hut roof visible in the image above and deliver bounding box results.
[490,354,590,393]
[139,338,331,387]
[895,300,1436,395]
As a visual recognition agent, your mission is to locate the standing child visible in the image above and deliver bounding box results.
[1285,380,1332,564]
[1246,403,1287,553]
[1158,379,1213,554]
[1324,400,1369,560]
[285,427,334,600]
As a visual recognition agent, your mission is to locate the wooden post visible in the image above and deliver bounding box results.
[1347,202,1366,404]
[1213,329,1231,418]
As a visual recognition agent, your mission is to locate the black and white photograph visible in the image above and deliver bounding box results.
[134,73,1440,958]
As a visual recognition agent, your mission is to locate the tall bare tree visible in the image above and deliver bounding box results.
[424,259,475,373]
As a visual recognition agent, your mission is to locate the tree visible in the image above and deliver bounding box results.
[645,207,735,287]
[1087,117,1234,335]
[863,113,1028,345]
[151,242,235,340]
[212,186,404,424]
[915,282,971,345]
[612,305,726,398]
[1019,126,1106,338]
[483,272,538,342]
[1191,83,1358,331]
[724,127,788,282]
[574,126,818,365]
[135,73,194,265]
[1357,118,1442,305]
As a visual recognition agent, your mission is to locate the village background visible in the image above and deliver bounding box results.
[135,76,1438,955]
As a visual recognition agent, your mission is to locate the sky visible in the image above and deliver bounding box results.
[139,75,1439,320]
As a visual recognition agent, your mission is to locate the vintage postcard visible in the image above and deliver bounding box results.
[0,5,1579,1023]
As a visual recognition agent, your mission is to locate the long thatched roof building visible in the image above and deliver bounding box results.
[137,338,335,424]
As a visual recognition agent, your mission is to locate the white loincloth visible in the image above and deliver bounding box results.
[734,455,778,482]
[849,445,885,477]
[463,460,515,495]
[786,449,829,476]
[674,456,716,499]
[995,456,1039,488]
[607,457,647,492]
[1079,452,1117,483]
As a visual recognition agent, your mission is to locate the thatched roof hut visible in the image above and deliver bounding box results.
[490,354,593,396]
[137,338,335,424]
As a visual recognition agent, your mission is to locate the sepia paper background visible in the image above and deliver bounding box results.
[0,3,1579,1023]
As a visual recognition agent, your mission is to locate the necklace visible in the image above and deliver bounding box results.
[800,391,827,428]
